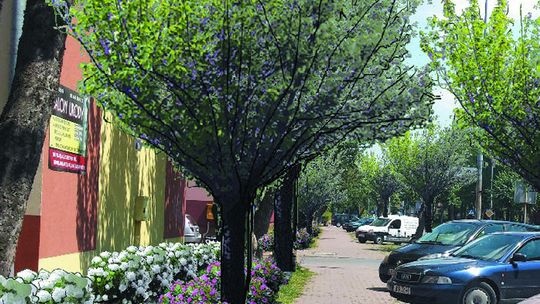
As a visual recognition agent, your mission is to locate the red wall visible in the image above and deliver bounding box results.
[185,184,215,236]
[39,36,100,258]
[164,162,186,238]
[14,216,40,272]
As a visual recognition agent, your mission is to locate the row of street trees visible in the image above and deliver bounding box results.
[0,0,435,303]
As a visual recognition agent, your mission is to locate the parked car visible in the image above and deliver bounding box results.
[184,214,202,243]
[388,232,540,304]
[379,220,540,283]
[332,214,358,227]
[343,218,374,232]
[356,215,419,244]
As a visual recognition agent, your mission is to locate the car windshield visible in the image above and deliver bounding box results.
[416,222,477,246]
[371,218,391,227]
[452,234,523,261]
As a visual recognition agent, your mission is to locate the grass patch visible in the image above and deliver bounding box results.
[309,236,319,249]
[377,243,401,252]
[276,266,315,304]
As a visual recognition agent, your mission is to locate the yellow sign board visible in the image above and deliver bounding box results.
[49,115,86,155]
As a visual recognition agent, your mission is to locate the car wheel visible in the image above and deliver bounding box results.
[379,273,391,283]
[462,282,497,304]
[358,238,366,243]
[375,236,383,244]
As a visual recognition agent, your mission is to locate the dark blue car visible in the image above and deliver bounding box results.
[388,232,540,304]
[379,220,540,283]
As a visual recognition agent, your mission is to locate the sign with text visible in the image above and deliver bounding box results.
[49,85,89,173]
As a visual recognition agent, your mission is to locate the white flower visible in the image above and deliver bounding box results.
[108,264,120,271]
[92,256,103,264]
[16,269,36,283]
[126,272,136,281]
[102,294,109,301]
[65,285,84,298]
[119,283,127,292]
[51,287,66,302]
[36,290,52,302]
[100,251,111,259]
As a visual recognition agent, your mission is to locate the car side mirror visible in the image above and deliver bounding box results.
[511,253,528,264]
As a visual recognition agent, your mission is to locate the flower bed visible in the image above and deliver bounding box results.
[0,242,220,304]
[159,257,287,304]
[88,242,220,303]
[294,228,313,250]
[0,269,93,304]
[258,227,318,253]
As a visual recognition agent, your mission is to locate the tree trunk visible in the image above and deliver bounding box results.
[274,184,294,271]
[382,196,389,217]
[220,202,248,304]
[274,167,299,272]
[424,197,434,233]
[254,188,275,239]
[412,203,425,239]
[305,213,314,235]
[0,0,68,276]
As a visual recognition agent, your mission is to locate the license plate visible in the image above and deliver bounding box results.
[393,285,411,295]
[358,234,365,238]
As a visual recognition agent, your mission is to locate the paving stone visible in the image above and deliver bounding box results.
[295,226,402,304]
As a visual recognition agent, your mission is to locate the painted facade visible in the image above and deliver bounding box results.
[13,36,188,274]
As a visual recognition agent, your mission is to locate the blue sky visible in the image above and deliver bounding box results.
[406,0,539,127]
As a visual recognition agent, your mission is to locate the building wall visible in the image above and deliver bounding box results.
[185,183,215,237]
[15,35,186,274]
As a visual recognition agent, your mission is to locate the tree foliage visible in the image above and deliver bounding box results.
[52,0,435,302]
[421,0,540,190]
[297,155,344,233]
[385,126,475,233]
[53,0,434,203]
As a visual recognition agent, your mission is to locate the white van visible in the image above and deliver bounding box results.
[355,215,418,244]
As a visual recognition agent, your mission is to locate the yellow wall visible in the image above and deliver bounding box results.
[38,114,179,273]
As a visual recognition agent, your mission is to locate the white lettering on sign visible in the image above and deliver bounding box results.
[53,97,68,114]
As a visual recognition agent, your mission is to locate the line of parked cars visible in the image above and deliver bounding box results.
[381,220,540,304]
[338,214,540,303]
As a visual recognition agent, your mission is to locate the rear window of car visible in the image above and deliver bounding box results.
[416,222,478,246]
[505,224,540,232]
[371,218,391,227]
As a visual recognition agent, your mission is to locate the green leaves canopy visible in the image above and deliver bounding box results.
[53,0,434,205]
[421,0,540,190]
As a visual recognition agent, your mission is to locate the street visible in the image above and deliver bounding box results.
[296,226,400,304]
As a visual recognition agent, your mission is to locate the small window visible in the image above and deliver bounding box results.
[517,239,540,261]
[389,220,401,229]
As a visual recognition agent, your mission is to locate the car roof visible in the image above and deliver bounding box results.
[490,231,540,237]
[449,219,539,228]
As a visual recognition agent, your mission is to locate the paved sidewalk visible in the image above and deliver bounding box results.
[295,226,400,304]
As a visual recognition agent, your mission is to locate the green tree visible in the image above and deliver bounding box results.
[371,159,402,217]
[298,156,343,234]
[53,0,435,301]
[385,126,474,235]
[421,0,540,190]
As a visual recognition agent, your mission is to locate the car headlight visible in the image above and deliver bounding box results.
[418,253,447,260]
[421,276,452,284]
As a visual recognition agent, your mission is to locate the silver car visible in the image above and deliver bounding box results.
[184,214,202,243]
